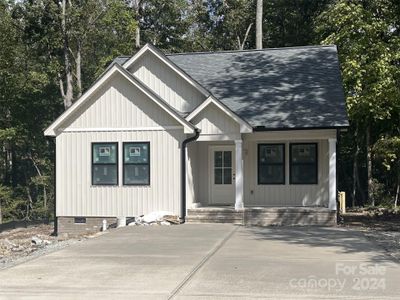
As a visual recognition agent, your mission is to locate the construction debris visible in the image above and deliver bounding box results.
[129,211,181,226]
[0,224,94,270]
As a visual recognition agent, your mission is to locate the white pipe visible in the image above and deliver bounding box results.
[102,219,107,231]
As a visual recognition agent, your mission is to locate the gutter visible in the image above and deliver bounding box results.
[180,128,201,222]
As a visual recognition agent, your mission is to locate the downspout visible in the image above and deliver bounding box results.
[181,128,201,222]
[46,137,57,236]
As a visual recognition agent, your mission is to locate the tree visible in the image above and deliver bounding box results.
[373,137,400,208]
[317,0,400,206]
[256,0,263,49]
[263,0,333,47]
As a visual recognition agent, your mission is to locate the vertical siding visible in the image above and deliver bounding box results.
[187,136,330,207]
[56,130,185,217]
[191,103,240,135]
[243,139,329,207]
[188,141,234,206]
[66,74,176,129]
[56,70,188,217]
[129,52,205,113]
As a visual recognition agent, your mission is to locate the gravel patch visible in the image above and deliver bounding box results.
[0,224,102,270]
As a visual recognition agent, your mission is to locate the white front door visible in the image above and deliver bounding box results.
[209,146,235,205]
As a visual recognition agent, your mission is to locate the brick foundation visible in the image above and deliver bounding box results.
[57,217,117,236]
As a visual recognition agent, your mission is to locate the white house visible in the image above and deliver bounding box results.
[45,44,348,234]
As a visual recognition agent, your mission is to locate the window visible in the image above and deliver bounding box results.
[258,144,285,184]
[123,142,150,185]
[92,143,118,185]
[214,150,232,185]
[290,143,318,184]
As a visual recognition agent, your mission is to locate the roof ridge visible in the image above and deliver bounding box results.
[166,44,337,57]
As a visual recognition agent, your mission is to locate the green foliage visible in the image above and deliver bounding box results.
[317,0,400,125]
[1,0,399,221]
[317,0,400,206]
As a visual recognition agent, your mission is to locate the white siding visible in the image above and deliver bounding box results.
[188,141,234,206]
[129,52,205,113]
[56,72,187,217]
[56,130,184,217]
[243,138,330,207]
[65,74,177,129]
[188,130,334,207]
[191,103,240,135]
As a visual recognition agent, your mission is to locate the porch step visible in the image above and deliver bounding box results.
[186,208,243,225]
[186,207,336,226]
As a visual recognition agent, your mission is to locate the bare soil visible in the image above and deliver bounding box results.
[0,224,98,270]
[341,209,400,261]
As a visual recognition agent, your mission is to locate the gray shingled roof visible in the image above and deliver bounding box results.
[114,45,349,129]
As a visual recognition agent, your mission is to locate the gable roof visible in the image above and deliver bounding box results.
[167,45,349,129]
[122,44,211,97]
[44,63,196,136]
[186,95,252,133]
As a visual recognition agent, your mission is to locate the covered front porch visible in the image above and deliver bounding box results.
[185,129,338,225]
[184,97,338,225]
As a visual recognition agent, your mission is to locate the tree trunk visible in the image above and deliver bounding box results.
[29,155,47,210]
[352,126,365,207]
[25,186,33,221]
[60,0,74,109]
[134,0,141,49]
[352,151,358,207]
[238,23,253,50]
[0,201,2,224]
[76,40,82,98]
[395,176,399,209]
[366,125,373,206]
[256,0,263,49]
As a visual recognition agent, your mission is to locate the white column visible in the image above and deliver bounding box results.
[328,138,337,210]
[235,140,244,210]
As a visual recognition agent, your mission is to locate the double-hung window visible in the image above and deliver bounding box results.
[290,143,318,184]
[258,144,285,184]
[123,142,150,185]
[92,143,118,185]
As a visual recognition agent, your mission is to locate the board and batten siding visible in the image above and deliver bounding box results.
[56,130,184,217]
[187,130,335,207]
[65,75,177,129]
[191,103,240,136]
[243,130,335,207]
[129,52,205,113]
[187,141,234,206]
[56,72,186,217]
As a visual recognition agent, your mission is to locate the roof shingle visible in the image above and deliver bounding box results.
[114,45,349,129]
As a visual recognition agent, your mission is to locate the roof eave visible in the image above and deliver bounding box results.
[44,64,196,136]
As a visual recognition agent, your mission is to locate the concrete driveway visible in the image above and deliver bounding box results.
[0,224,399,299]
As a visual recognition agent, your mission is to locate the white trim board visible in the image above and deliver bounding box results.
[61,126,183,133]
[186,96,253,133]
[44,64,196,136]
[123,44,210,97]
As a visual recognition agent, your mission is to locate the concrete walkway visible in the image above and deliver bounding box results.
[0,224,399,299]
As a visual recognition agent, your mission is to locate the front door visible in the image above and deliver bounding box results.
[209,146,235,205]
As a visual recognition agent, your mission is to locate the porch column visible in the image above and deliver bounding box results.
[235,139,244,210]
[328,138,337,210]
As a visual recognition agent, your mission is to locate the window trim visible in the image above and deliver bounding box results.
[123,141,150,186]
[257,143,286,185]
[289,142,318,185]
[91,142,119,186]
